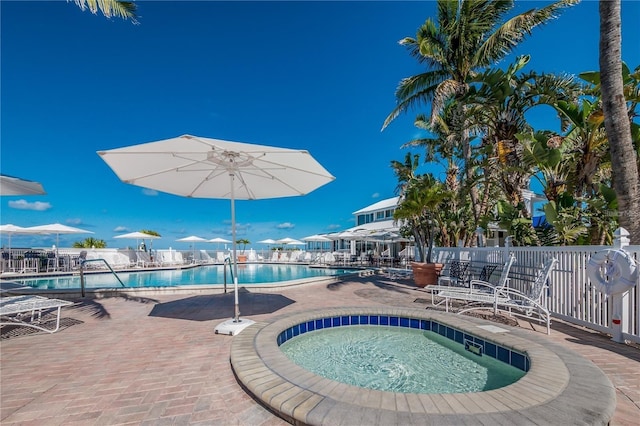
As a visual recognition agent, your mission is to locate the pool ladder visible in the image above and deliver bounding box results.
[79,258,126,297]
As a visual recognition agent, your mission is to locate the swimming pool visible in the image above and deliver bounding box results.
[8,264,352,290]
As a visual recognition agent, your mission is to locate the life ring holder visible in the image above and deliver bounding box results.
[586,248,638,298]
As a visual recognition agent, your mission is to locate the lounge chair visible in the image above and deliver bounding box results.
[483,257,558,334]
[428,254,516,312]
[200,250,214,263]
[1,295,74,333]
[437,260,471,287]
[136,251,159,268]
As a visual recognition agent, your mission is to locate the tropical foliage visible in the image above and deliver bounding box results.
[72,237,107,248]
[388,0,639,247]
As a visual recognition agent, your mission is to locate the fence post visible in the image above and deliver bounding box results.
[612,227,631,343]
[503,236,513,263]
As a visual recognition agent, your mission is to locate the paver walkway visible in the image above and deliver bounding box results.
[1,276,638,425]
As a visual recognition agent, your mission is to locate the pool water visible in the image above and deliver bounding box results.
[10,264,348,289]
[280,325,525,394]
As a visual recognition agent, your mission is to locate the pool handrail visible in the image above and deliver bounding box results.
[79,258,126,297]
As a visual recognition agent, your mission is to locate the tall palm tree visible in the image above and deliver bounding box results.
[70,0,138,23]
[383,0,578,220]
[598,0,640,242]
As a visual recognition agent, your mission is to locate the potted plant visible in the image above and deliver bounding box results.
[236,238,250,262]
[393,161,448,287]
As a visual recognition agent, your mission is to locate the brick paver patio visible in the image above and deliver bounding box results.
[1,275,638,425]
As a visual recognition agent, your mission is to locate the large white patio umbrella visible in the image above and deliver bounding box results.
[0,174,46,196]
[0,224,36,257]
[26,223,93,248]
[97,134,334,335]
[177,235,208,262]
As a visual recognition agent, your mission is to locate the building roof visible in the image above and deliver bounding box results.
[352,196,399,215]
[346,219,398,233]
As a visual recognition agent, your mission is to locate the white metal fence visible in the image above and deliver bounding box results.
[433,244,640,344]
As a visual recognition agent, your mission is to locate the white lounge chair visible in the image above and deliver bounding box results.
[136,251,159,268]
[1,295,74,334]
[428,254,516,312]
[485,257,558,334]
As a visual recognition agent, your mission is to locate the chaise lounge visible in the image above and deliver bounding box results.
[1,295,74,334]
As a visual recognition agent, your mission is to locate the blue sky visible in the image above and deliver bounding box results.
[1,0,639,250]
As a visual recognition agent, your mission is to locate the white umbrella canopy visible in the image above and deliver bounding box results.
[276,237,305,245]
[97,134,335,200]
[98,134,334,335]
[208,237,231,251]
[301,234,332,242]
[208,237,232,244]
[114,231,161,250]
[176,235,208,243]
[26,223,93,247]
[0,224,37,253]
[257,238,277,244]
[0,174,46,196]
[177,235,208,262]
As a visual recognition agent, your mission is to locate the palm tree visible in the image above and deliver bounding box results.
[383,0,578,220]
[70,0,138,23]
[73,237,107,248]
[464,56,582,215]
[598,0,640,242]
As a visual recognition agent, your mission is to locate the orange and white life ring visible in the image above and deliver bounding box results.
[587,249,638,297]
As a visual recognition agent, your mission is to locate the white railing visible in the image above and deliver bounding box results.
[433,244,640,344]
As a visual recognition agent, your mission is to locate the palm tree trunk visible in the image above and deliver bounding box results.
[599,0,640,243]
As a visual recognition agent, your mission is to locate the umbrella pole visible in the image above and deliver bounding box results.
[230,172,240,323]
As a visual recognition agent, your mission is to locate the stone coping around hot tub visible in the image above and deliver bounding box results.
[230,307,616,426]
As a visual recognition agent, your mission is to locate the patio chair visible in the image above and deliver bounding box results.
[437,260,471,287]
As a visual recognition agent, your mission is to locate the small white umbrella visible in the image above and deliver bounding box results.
[114,231,161,251]
[257,238,277,258]
[257,238,277,244]
[208,237,232,250]
[302,234,332,255]
[98,134,334,335]
[276,237,305,246]
[0,174,46,196]
[177,235,208,262]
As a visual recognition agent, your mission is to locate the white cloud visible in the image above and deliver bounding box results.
[327,224,342,230]
[372,193,380,198]
[142,188,159,196]
[8,199,52,211]
[66,218,83,225]
[113,225,129,232]
[276,222,295,229]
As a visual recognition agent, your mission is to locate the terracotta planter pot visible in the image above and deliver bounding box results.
[238,254,247,263]
[411,262,444,287]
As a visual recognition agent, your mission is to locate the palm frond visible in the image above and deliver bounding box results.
[70,0,138,24]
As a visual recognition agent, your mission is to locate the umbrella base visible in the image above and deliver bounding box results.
[214,318,256,336]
